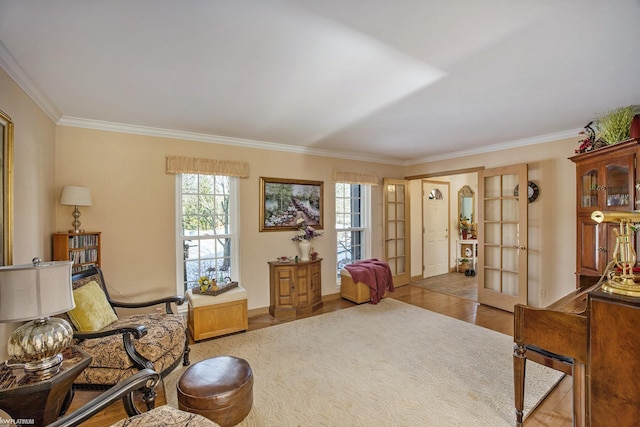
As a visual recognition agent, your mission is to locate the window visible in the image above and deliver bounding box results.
[178,174,237,293]
[335,183,370,280]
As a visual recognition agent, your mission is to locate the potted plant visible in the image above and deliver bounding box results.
[459,216,472,239]
[596,105,637,145]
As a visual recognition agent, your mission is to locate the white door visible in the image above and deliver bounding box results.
[423,180,449,278]
[478,164,529,312]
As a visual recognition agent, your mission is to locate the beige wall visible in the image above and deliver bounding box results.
[54,126,403,311]
[0,68,57,360]
[404,137,580,306]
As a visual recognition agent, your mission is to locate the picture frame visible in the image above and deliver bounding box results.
[0,110,13,266]
[259,177,323,231]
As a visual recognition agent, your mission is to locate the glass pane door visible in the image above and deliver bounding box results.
[383,178,410,286]
[478,164,528,312]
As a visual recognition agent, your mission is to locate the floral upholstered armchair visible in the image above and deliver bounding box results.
[60,267,190,407]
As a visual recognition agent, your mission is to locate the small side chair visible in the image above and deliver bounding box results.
[59,267,190,408]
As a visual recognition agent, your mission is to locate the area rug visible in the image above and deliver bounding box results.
[163,299,562,426]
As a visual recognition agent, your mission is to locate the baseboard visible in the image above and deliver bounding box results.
[248,306,270,318]
[248,292,345,319]
[322,292,342,301]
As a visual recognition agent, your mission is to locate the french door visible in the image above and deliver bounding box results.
[478,164,528,312]
[383,178,411,286]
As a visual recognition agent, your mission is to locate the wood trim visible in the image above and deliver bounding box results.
[405,166,484,180]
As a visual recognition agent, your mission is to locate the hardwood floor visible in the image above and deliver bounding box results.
[67,284,572,426]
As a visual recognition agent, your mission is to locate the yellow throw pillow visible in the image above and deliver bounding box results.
[68,281,118,332]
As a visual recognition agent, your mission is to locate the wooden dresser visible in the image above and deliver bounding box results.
[268,258,323,318]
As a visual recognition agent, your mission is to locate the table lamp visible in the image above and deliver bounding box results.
[60,185,92,233]
[0,258,75,378]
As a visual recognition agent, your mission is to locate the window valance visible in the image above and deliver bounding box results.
[332,171,379,186]
[166,156,249,178]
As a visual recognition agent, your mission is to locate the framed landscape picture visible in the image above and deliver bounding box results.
[259,177,323,231]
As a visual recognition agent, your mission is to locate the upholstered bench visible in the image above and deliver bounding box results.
[186,286,248,342]
[177,356,253,427]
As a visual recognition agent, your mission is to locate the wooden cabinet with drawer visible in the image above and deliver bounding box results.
[268,258,323,318]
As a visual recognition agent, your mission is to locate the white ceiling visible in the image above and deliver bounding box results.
[1,0,639,164]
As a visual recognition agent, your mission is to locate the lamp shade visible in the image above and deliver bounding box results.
[60,186,92,206]
[0,260,75,323]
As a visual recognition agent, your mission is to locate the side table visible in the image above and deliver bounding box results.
[0,346,91,426]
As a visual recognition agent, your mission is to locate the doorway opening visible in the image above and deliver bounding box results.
[408,170,479,301]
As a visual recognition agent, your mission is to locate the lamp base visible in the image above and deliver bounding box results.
[7,317,74,379]
[70,205,83,233]
[23,353,64,379]
[603,275,640,297]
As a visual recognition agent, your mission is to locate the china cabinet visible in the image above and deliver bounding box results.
[570,138,640,287]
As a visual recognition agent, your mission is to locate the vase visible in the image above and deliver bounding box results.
[298,240,311,261]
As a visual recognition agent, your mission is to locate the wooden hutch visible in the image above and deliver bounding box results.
[569,138,640,287]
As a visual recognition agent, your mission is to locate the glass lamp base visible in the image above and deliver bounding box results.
[24,353,64,379]
[7,317,73,379]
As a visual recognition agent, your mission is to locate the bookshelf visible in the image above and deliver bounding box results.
[52,231,101,273]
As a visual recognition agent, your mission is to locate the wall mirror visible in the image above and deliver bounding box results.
[458,185,474,223]
[0,110,13,266]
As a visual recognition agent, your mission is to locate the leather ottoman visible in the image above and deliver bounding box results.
[177,356,253,427]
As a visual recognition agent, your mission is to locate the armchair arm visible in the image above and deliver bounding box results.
[48,369,160,427]
[74,324,153,371]
[110,295,185,314]
[73,324,147,341]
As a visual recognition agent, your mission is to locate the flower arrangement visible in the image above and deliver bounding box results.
[291,218,323,241]
[575,106,638,154]
[458,215,472,231]
[575,121,597,154]
[197,276,218,292]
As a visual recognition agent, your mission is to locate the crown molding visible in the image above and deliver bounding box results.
[0,40,60,123]
[59,116,580,167]
[403,128,582,166]
[57,116,406,165]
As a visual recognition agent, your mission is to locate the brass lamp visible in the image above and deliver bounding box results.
[0,259,75,378]
[591,210,640,297]
[60,185,92,233]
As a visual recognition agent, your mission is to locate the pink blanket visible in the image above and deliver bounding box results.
[344,259,394,304]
